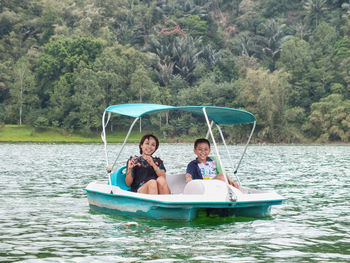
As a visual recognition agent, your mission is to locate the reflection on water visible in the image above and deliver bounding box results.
[0,144,349,262]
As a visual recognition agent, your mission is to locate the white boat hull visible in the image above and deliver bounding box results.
[84,177,286,221]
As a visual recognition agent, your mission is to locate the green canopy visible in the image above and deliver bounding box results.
[105,104,256,125]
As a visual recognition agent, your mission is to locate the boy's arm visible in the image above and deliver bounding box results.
[185,160,196,183]
[185,173,192,183]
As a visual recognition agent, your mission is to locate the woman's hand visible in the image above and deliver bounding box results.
[128,156,137,170]
[143,155,165,177]
[125,156,137,186]
[143,155,154,166]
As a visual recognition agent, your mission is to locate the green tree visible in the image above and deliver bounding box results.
[340,5,350,37]
[130,66,154,103]
[308,22,338,99]
[10,56,37,125]
[235,68,293,142]
[235,0,260,32]
[258,19,291,71]
[331,38,350,98]
[260,0,300,18]
[277,37,313,108]
[0,8,19,39]
[230,31,259,57]
[304,0,328,28]
[0,60,12,104]
[49,73,75,127]
[305,94,350,142]
[130,66,156,132]
[173,35,203,83]
[35,37,104,107]
[178,15,208,39]
[150,85,171,127]
[72,67,104,131]
[58,43,155,130]
[146,34,203,84]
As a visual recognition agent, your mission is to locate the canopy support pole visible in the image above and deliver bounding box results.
[101,110,114,192]
[102,113,139,194]
[202,108,235,201]
[101,110,111,171]
[205,121,214,140]
[216,124,241,186]
[110,117,140,173]
[234,121,256,175]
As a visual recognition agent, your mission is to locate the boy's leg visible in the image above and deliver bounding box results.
[215,174,241,191]
[229,179,241,190]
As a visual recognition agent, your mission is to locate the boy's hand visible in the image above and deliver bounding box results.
[185,173,192,183]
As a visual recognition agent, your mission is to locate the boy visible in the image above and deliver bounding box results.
[185,138,241,190]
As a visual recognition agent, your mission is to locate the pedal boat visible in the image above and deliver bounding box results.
[84,104,287,221]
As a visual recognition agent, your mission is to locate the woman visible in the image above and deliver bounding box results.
[125,134,170,194]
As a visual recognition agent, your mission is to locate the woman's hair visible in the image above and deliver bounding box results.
[139,134,159,154]
[194,138,210,149]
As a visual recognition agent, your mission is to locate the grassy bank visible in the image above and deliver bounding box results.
[1,125,349,145]
[0,125,145,143]
[0,125,194,143]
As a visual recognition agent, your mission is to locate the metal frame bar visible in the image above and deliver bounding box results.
[216,124,241,186]
[234,121,256,175]
[102,112,139,193]
[202,108,229,187]
[101,106,255,196]
[101,110,111,170]
[110,117,140,173]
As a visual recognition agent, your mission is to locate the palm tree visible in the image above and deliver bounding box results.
[295,22,310,40]
[145,33,203,84]
[260,19,291,71]
[202,45,224,67]
[172,35,203,82]
[304,0,328,27]
[234,31,259,57]
[155,58,175,86]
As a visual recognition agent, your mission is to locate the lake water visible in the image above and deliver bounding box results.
[0,143,349,262]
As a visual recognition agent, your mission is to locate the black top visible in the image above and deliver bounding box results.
[127,156,166,192]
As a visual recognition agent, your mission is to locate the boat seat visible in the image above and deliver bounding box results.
[209,156,223,174]
[110,166,187,194]
[110,166,131,191]
[166,173,187,194]
[166,157,222,194]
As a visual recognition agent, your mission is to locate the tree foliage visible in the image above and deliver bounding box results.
[0,0,349,142]
[305,94,350,142]
[235,68,293,142]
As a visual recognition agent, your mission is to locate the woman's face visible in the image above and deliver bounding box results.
[140,137,157,156]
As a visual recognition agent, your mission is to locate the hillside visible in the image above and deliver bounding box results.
[0,0,349,143]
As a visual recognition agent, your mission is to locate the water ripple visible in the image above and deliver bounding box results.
[0,144,349,262]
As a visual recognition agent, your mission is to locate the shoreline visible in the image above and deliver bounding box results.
[1,141,349,146]
[1,125,349,145]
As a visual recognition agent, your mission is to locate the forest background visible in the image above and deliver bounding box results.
[0,0,349,143]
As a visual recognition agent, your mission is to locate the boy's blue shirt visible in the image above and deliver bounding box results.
[186,157,214,180]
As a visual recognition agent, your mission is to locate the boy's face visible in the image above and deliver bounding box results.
[194,142,211,163]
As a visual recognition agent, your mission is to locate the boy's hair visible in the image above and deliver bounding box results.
[194,138,210,149]
[139,134,159,154]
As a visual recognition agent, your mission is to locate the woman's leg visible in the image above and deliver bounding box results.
[156,176,170,194]
[138,179,158,194]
